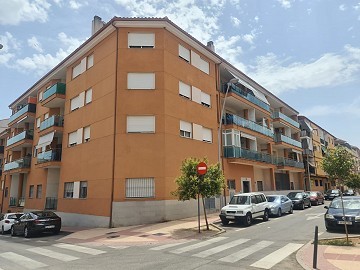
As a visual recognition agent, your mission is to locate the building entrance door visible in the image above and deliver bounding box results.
[243,181,250,193]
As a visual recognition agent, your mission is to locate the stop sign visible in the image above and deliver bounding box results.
[197,162,207,175]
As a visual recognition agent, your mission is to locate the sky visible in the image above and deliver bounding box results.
[0,0,360,147]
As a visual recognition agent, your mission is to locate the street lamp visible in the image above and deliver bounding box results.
[218,77,239,206]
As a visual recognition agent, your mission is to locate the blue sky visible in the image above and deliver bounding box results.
[0,0,360,147]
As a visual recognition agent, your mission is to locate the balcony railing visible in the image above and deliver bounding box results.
[274,133,302,148]
[6,130,33,147]
[9,103,36,123]
[40,115,64,131]
[4,156,31,171]
[37,149,62,164]
[45,197,58,210]
[43,83,66,101]
[9,197,17,206]
[272,111,300,128]
[303,149,313,156]
[224,113,274,138]
[224,84,271,112]
[223,146,304,169]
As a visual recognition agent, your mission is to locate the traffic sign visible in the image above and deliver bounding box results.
[197,162,207,175]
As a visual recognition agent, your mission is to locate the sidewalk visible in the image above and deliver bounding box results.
[58,214,360,269]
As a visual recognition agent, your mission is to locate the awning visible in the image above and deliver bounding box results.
[226,69,270,105]
[291,149,303,154]
[36,132,54,149]
[240,132,256,141]
[304,120,313,132]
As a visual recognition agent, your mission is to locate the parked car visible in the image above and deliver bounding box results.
[11,211,61,238]
[306,191,325,206]
[266,195,293,217]
[0,212,23,234]
[287,192,311,210]
[343,189,355,196]
[324,196,360,231]
[324,189,341,200]
[219,192,270,226]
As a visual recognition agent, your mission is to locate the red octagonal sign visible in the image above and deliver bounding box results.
[197,162,207,175]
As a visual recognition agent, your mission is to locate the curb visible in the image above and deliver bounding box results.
[296,240,313,270]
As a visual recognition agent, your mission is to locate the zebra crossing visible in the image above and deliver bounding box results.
[149,236,303,269]
[0,243,107,269]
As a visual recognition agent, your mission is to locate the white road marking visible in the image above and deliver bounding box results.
[250,243,303,269]
[108,245,129,249]
[170,237,228,254]
[0,252,47,269]
[150,242,187,251]
[193,238,250,258]
[28,247,79,261]
[235,228,246,231]
[219,240,273,263]
[53,243,106,255]
[306,213,323,220]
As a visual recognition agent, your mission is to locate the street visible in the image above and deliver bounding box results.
[0,201,358,270]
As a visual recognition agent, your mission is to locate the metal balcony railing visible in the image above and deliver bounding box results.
[43,83,66,101]
[224,113,274,138]
[303,149,313,156]
[6,130,33,146]
[274,133,302,148]
[37,149,62,164]
[276,157,304,169]
[9,103,36,123]
[45,197,58,210]
[40,115,64,131]
[4,156,31,171]
[272,111,300,128]
[9,197,17,206]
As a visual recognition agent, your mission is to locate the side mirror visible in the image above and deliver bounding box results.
[324,206,329,209]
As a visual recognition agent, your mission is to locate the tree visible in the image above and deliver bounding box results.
[345,174,360,193]
[321,146,356,243]
[172,157,225,230]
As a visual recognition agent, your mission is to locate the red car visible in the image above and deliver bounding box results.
[306,191,325,206]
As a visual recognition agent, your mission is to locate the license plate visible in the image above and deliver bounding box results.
[45,225,55,229]
[338,221,352,225]
[226,215,235,219]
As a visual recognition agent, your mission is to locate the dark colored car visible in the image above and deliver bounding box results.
[306,191,325,206]
[287,192,311,210]
[324,189,341,200]
[324,196,360,231]
[11,211,61,238]
[343,189,355,196]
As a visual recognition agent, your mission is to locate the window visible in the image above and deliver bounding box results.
[128,33,155,48]
[127,73,155,90]
[227,179,236,190]
[315,180,319,186]
[64,182,74,198]
[87,54,94,69]
[180,120,192,138]
[4,187,8,197]
[191,86,202,104]
[84,126,90,142]
[202,127,212,143]
[179,81,191,99]
[85,88,92,104]
[36,184,42,199]
[68,131,77,147]
[44,113,49,120]
[192,123,203,141]
[29,185,34,198]
[38,91,43,101]
[79,181,87,198]
[201,92,211,107]
[126,178,155,198]
[190,50,209,74]
[257,181,264,191]
[127,116,155,133]
[179,44,190,62]
[36,117,41,128]
[320,180,323,186]
[70,96,80,111]
[72,57,86,78]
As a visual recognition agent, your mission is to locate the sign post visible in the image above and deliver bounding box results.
[196,162,207,233]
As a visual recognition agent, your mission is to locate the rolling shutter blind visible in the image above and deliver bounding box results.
[70,96,80,111]
[203,128,212,142]
[128,33,155,48]
[68,131,77,146]
[201,92,211,107]
[77,128,83,145]
[192,123,203,141]
[73,181,80,199]
[87,54,94,69]
[127,116,155,133]
[179,81,191,98]
[191,86,202,104]
[127,73,155,89]
[78,92,85,108]
[180,121,192,132]
[191,51,209,74]
[85,89,92,104]
[179,44,190,62]
[36,132,55,149]
[84,126,90,142]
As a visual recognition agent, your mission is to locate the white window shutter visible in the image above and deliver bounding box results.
[128,33,155,48]
[73,181,80,199]
[70,96,80,111]
[44,113,49,120]
[77,128,83,145]
[180,121,192,132]
[191,86,202,104]
[72,64,82,78]
[80,57,87,73]
[190,50,209,74]
[179,81,191,98]
[192,123,203,141]
[179,44,190,62]
[36,118,41,128]
[127,116,155,133]
[78,92,85,108]
[68,131,77,146]
[201,92,211,107]
[38,91,43,101]
[84,126,90,141]
[85,89,92,104]
[203,127,212,142]
[128,73,155,89]
[87,54,94,69]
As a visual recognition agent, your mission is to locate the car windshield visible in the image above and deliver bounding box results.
[229,195,250,205]
[329,199,360,209]
[266,196,279,202]
[287,192,302,199]
[7,214,23,219]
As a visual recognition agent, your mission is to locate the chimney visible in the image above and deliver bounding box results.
[207,41,215,52]
[92,16,105,35]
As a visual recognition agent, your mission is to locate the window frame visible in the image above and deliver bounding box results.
[64,182,74,199]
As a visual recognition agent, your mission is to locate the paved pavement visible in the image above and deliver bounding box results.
[59,213,360,270]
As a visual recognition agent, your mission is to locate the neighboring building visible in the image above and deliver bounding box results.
[298,116,336,192]
[0,119,10,212]
[335,138,360,176]
[0,16,305,227]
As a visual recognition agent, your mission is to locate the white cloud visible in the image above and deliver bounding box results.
[248,45,360,95]
[230,16,241,27]
[0,0,51,25]
[307,8,312,15]
[213,35,246,71]
[243,33,255,44]
[277,0,292,9]
[339,4,346,11]
[27,36,43,53]
[69,0,88,10]
[254,16,259,23]
[0,32,21,53]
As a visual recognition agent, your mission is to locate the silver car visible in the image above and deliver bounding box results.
[0,212,23,234]
[266,195,293,217]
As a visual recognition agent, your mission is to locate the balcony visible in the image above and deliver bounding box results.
[42,83,66,108]
[272,111,300,128]
[45,197,58,210]
[224,146,277,165]
[300,130,311,138]
[274,133,302,148]
[224,113,274,138]
[37,149,62,166]
[9,197,17,207]
[8,103,36,125]
[6,130,33,148]
[277,157,304,169]
[224,84,271,112]
[3,156,31,172]
[40,115,64,131]
[303,149,314,156]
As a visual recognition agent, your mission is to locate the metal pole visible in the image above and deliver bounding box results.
[198,192,200,233]
[313,225,318,269]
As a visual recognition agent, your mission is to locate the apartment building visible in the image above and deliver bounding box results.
[335,138,360,176]
[0,17,305,227]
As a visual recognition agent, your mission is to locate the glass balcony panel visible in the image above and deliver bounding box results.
[40,115,64,131]
[9,103,36,123]
[6,130,34,146]
[274,133,302,148]
[43,83,66,101]
[37,149,62,163]
[4,157,31,171]
[272,111,300,128]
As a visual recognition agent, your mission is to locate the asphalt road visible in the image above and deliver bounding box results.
[0,201,358,270]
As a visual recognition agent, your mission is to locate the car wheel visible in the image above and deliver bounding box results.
[315,200,319,206]
[24,227,30,238]
[277,208,282,217]
[301,202,305,210]
[289,206,293,214]
[11,226,15,237]
[308,202,311,208]
[221,219,229,226]
[244,213,252,226]
[263,210,269,221]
